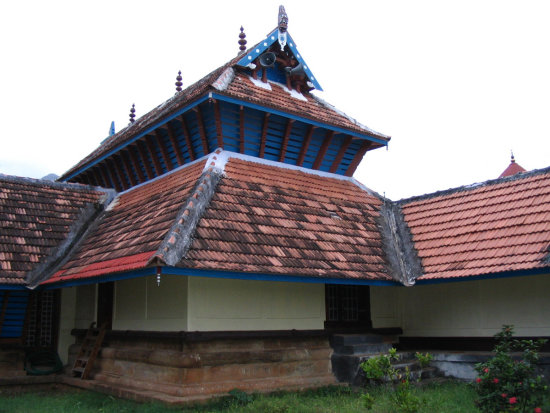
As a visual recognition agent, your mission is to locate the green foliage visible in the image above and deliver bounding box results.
[227,388,253,406]
[414,352,433,368]
[361,392,375,410]
[473,325,549,413]
[360,347,399,381]
[0,382,477,413]
[392,367,423,413]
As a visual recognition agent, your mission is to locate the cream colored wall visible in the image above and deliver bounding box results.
[371,273,550,337]
[113,275,188,331]
[187,277,325,331]
[57,284,96,364]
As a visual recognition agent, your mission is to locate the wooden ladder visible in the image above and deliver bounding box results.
[72,322,107,379]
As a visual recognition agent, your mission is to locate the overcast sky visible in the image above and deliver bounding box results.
[1,1,549,199]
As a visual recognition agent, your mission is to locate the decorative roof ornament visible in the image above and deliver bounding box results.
[129,104,136,125]
[238,26,247,55]
[277,5,288,51]
[511,150,516,163]
[109,121,115,136]
[175,70,183,93]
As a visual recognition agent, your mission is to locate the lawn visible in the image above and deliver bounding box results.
[0,381,477,413]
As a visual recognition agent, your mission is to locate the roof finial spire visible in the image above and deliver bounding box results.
[129,104,136,124]
[511,150,516,163]
[277,5,288,50]
[278,5,288,32]
[238,26,247,55]
[175,70,183,93]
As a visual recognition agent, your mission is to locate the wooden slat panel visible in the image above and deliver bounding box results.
[330,136,353,173]
[313,130,334,169]
[155,130,174,171]
[136,140,154,181]
[112,156,129,191]
[119,152,137,187]
[345,141,372,177]
[166,122,185,167]
[297,125,315,166]
[239,106,245,154]
[214,101,224,149]
[105,159,122,192]
[91,169,105,187]
[259,113,270,158]
[279,119,295,162]
[179,115,196,161]
[128,145,146,182]
[194,107,210,155]
[145,135,163,177]
[98,167,112,189]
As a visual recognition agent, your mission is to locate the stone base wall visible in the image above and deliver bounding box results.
[69,331,336,398]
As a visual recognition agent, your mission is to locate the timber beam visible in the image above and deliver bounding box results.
[297,125,315,167]
[145,135,163,178]
[313,130,334,170]
[165,122,185,167]
[329,136,352,173]
[179,115,196,161]
[259,112,270,158]
[279,119,295,162]
[193,107,210,156]
[345,141,372,177]
[155,130,174,172]
[136,140,154,181]
[214,101,224,149]
[127,146,146,183]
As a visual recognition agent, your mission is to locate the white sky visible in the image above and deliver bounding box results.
[1,1,549,200]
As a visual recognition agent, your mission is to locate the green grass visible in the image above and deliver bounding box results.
[0,381,477,413]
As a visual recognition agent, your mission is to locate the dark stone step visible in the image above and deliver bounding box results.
[331,334,384,346]
[333,342,393,355]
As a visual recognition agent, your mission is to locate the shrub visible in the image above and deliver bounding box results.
[415,351,433,368]
[473,325,548,413]
[361,347,399,381]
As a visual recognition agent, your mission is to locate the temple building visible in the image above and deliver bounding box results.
[1,6,549,402]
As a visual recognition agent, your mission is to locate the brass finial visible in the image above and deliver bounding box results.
[511,150,516,163]
[175,70,183,93]
[129,104,136,124]
[238,26,247,55]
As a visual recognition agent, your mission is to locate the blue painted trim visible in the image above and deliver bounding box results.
[0,285,28,291]
[160,267,400,286]
[415,267,550,286]
[41,266,399,288]
[211,93,388,145]
[236,30,323,91]
[62,96,210,181]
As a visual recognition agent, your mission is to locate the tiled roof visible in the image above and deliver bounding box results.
[182,157,392,281]
[45,160,206,284]
[400,167,550,281]
[61,46,388,181]
[0,176,107,285]
[499,160,527,178]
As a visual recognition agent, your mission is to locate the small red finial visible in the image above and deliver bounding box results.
[129,104,136,124]
[238,26,247,55]
[175,70,183,93]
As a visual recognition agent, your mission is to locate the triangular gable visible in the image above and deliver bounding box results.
[236,28,323,91]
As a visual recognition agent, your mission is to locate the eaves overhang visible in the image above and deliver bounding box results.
[42,266,400,289]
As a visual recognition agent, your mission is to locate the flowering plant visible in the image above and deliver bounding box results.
[473,325,548,412]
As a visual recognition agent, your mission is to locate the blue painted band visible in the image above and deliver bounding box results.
[41,266,399,288]
[0,285,28,291]
[62,96,210,181]
[211,93,388,145]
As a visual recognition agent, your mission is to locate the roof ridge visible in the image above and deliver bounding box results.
[148,151,226,266]
[26,190,117,289]
[398,165,550,205]
[0,173,110,193]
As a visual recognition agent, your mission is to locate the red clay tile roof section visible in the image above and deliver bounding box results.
[0,176,106,285]
[400,168,550,280]
[45,161,207,284]
[181,158,393,281]
[218,73,389,140]
[499,160,527,178]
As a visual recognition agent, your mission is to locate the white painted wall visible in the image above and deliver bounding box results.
[113,275,188,331]
[371,273,550,337]
[187,277,325,331]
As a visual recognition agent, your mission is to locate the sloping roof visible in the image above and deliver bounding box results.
[0,175,109,286]
[60,46,389,182]
[45,151,395,286]
[400,167,550,281]
[499,158,527,178]
[45,160,207,284]
[181,156,392,281]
